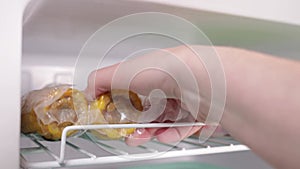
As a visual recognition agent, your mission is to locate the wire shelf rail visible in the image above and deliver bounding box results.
[20,123,249,169]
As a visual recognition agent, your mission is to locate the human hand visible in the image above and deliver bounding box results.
[85,46,213,146]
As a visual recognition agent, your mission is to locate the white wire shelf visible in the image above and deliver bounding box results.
[20,123,249,169]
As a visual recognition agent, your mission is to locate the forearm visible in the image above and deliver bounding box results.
[216,47,300,169]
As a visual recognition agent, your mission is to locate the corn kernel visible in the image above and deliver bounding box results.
[97,94,111,111]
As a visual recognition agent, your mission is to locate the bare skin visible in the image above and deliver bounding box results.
[86,46,300,169]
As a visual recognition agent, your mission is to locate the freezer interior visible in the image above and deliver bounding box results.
[20,0,300,168]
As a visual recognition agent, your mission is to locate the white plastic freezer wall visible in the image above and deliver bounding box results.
[1,0,300,169]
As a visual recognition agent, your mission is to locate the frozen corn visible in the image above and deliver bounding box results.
[89,90,143,139]
[21,85,143,140]
[21,85,88,140]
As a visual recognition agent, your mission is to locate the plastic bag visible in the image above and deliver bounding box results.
[21,85,88,140]
[89,90,143,139]
[21,85,143,140]
[21,85,197,141]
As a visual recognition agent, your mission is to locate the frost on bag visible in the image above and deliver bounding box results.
[88,90,143,139]
[21,85,89,140]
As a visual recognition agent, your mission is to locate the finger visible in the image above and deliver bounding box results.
[125,128,153,147]
[86,65,175,98]
[85,63,118,99]
[193,125,229,137]
[125,126,201,146]
[155,126,201,143]
[85,49,184,99]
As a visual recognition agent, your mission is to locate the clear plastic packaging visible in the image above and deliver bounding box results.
[21,86,143,140]
[88,90,143,139]
[21,85,209,141]
[21,85,89,140]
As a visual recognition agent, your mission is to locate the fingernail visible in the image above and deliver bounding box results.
[136,128,145,135]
